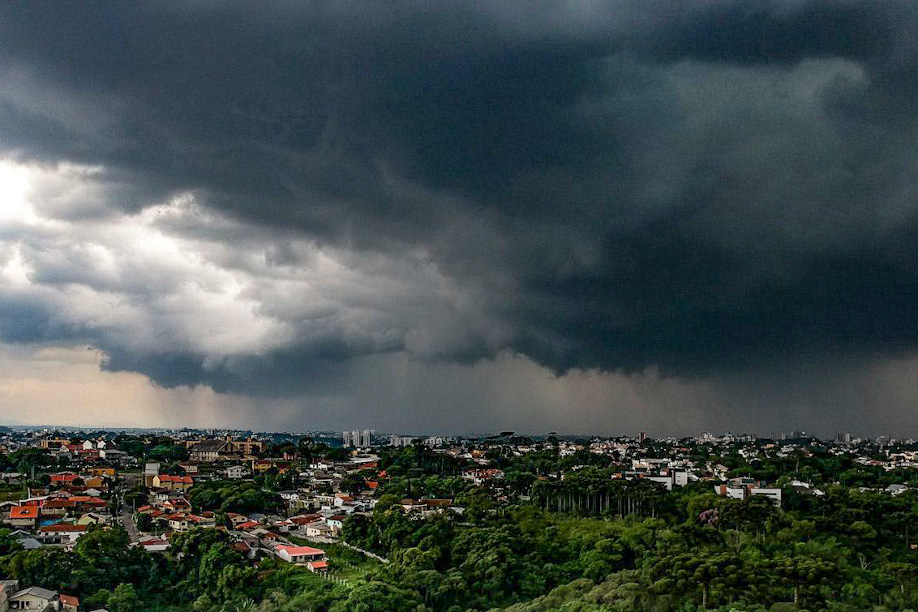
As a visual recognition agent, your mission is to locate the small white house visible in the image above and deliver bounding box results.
[7,586,59,611]
[167,515,191,532]
[325,516,346,531]
[274,545,326,565]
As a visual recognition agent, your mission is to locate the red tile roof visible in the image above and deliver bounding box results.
[10,506,38,519]
[59,595,79,606]
[38,524,88,533]
[140,539,169,547]
[42,499,77,508]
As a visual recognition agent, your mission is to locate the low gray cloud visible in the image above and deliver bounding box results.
[1,2,918,432]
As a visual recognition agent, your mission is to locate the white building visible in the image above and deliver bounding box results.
[751,488,783,505]
[645,476,674,491]
[274,544,326,565]
[389,435,415,447]
[224,465,247,479]
[136,537,170,552]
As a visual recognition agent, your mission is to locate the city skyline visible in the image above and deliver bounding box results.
[0,419,900,445]
[2,4,918,436]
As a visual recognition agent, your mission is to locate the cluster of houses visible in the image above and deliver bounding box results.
[576,436,918,505]
[0,469,115,549]
[0,432,341,575]
[135,488,358,545]
[35,438,130,466]
[6,426,918,606]
[225,512,330,571]
[133,458,373,570]
[133,500,332,571]
[124,447,483,572]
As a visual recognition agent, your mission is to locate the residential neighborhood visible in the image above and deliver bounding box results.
[1,426,918,611]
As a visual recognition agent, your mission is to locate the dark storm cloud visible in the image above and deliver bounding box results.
[647,0,888,65]
[1,1,918,392]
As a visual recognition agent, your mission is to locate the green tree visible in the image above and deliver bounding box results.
[773,551,836,606]
[107,583,139,612]
[135,513,154,532]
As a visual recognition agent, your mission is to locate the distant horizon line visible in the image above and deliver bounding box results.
[0,421,895,442]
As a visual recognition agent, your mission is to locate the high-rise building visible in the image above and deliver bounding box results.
[342,431,352,447]
[389,435,414,447]
[360,429,371,447]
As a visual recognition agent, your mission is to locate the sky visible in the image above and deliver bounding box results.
[1,1,918,437]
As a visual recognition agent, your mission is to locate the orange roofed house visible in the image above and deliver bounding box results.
[152,474,194,492]
[8,506,38,528]
[274,544,326,568]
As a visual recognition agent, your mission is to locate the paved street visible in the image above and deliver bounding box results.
[120,511,141,543]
